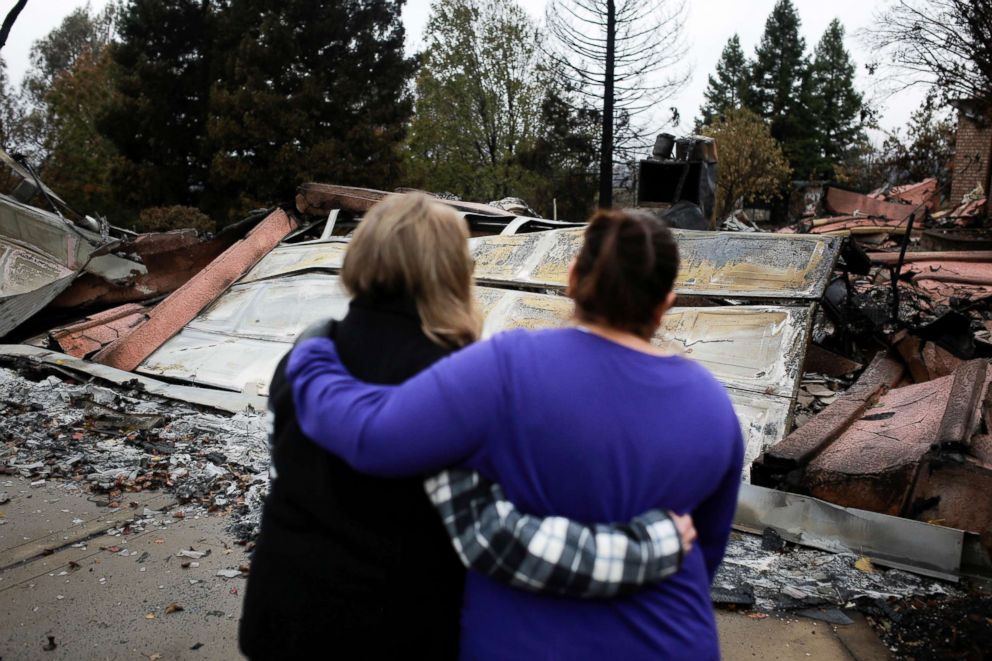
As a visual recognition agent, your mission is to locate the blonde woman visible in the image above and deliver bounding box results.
[239,194,694,659]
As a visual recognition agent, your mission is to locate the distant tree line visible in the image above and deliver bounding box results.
[0,0,607,228]
[0,0,969,229]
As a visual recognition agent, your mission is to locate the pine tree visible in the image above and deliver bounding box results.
[99,0,215,218]
[809,19,865,178]
[699,34,748,126]
[545,0,689,208]
[206,0,414,221]
[746,0,817,178]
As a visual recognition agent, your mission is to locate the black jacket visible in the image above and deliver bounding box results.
[239,296,465,660]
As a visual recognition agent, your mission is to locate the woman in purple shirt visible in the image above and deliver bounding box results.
[289,210,744,659]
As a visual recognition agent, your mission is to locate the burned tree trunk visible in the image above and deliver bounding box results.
[598,0,616,208]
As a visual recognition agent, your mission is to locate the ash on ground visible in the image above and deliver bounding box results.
[713,532,960,612]
[0,365,269,539]
[0,364,965,613]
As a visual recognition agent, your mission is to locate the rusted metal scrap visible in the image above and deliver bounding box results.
[92,209,297,372]
[296,183,515,220]
[52,215,270,309]
[0,193,120,338]
[45,303,149,358]
[874,178,941,212]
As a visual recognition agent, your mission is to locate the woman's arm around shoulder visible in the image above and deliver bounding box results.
[287,334,510,477]
[426,469,696,598]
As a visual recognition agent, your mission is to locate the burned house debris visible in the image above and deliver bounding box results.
[636,133,718,228]
[2,131,991,653]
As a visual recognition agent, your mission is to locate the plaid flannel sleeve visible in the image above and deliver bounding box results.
[424,468,683,599]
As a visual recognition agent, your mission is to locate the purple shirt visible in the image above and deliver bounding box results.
[288,327,744,660]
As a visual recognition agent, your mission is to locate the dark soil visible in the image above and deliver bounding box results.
[869,595,992,660]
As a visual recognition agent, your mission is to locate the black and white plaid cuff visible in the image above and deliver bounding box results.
[425,468,683,598]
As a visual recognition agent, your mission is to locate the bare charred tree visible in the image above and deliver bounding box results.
[866,0,992,114]
[0,0,28,51]
[545,0,688,208]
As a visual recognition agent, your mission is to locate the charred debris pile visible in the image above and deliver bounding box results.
[1,143,991,642]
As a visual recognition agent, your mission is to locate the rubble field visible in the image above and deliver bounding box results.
[0,363,269,541]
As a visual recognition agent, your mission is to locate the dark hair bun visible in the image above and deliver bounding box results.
[572,210,679,338]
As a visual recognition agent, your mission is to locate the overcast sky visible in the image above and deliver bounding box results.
[2,0,925,140]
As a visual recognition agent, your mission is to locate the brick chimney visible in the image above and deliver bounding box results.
[949,101,992,216]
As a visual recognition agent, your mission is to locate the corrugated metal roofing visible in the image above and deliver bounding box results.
[469,228,842,299]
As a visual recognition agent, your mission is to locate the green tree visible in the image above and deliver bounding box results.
[747,0,817,177]
[2,4,122,217]
[206,0,414,222]
[702,108,792,218]
[513,72,601,219]
[834,103,955,193]
[809,19,865,178]
[21,4,116,106]
[699,34,748,126]
[0,59,20,153]
[19,6,110,162]
[36,46,122,218]
[99,0,215,219]
[407,0,545,203]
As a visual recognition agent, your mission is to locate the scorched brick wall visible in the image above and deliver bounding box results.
[950,112,992,215]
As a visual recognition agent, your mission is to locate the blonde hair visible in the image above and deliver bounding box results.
[341,192,483,348]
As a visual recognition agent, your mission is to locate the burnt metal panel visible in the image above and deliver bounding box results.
[240,227,841,302]
[137,274,351,395]
[141,274,809,399]
[137,273,803,463]
[238,241,350,284]
[0,196,84,337]
[736,484,964,580]
[478,288,811,399]
[0,344,264,413]
[470,228,842,300]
